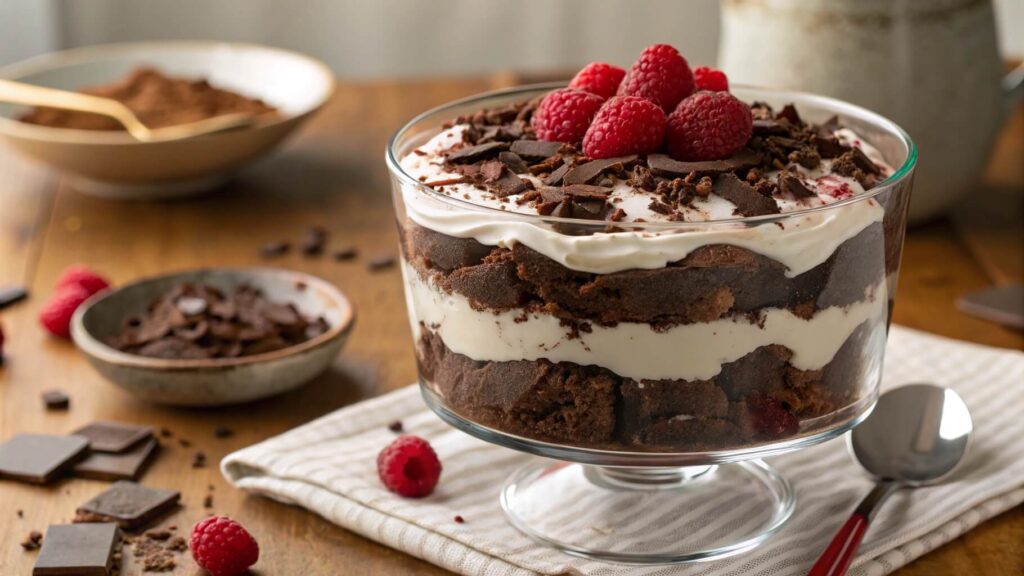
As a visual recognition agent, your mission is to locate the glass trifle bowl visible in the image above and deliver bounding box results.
[386,84,915,564]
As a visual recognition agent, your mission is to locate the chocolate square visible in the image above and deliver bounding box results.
[33,523,119,575]
[72,421,153,453]
[0,434,89,484]
[73,438,159,481]
[77,481,180,530]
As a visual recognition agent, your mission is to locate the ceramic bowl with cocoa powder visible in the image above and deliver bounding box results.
[0,41,334,199]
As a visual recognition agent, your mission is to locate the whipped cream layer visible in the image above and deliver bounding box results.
[404,262,887,382]
[399,125,890,277]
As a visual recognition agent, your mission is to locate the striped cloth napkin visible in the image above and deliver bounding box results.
[222,326,1024,576]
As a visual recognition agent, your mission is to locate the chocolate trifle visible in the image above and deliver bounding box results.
[390,44,911,453]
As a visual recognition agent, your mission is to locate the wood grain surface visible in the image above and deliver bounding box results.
[0,75,1021,576]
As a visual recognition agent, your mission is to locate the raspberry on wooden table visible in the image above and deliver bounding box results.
[531,88,605,144]
[38,285,91,339]
[190,516,259,576]
[617,43,695,112]
[568,62,626,99]
[666,91,753,161]
[377,435,442,498]
[582,95,667,159]
[693,66,730,92]
[56,264,110,296]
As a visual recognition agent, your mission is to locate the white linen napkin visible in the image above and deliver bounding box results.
[222,326,1024,576]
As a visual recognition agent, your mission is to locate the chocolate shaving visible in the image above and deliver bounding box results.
[497,151,529,174]
[562,155,637,185]
[510,139,562,160]
[446,142,508,163]
[850,146,881,175]
[543,162,572,186]
[779,174,816,198]
[752,119,788,135]
[713,173,781,216]
[647,150,761,178]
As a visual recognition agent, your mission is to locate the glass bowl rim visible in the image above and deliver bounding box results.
[385,82,917,229]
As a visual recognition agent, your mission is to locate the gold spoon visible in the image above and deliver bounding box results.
[0,78,258,142]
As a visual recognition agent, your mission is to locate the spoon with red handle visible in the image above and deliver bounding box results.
[808,384,972,576]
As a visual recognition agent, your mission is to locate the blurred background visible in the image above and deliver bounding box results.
[3,0,1019,77]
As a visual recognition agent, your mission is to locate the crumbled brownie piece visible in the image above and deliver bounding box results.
[387,420,404,433]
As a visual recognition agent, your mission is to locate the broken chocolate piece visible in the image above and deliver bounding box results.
[0,285,29,310]
[779,174,816,198]
[647,151,761,178]
[259,241,289,259]
[850,146,881,175]
[332,246,359,261]
[497,151,529,174]
[0,434,89,484]
[72,422,153,453]
[41,390,70,410]
[33,523,119,576]
[367,254,396,271]
[76,481,180,531]
[300,226,328,256]
[713,173,781,217]
[562,155,637,185]
[445,142,508,163]
[542,162,572,186]
[509,139,561,160]
[73,438,159,481]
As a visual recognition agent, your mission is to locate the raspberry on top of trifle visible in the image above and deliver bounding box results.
[396,44,899,452]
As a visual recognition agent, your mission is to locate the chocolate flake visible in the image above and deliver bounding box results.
[563,155,637,185]
[779,174,816,198]
[497,151,529,174]
[446,142,508,163]
[41,390,70,410]
[509,139,561,160]
[647,151,761,178]
[713,173,781,217]
[542,162,571,186]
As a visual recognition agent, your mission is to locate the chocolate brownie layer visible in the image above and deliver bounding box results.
[416,321,877,452]
[404,220,887,327]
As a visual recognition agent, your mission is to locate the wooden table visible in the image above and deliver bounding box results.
[1,74,1021,575]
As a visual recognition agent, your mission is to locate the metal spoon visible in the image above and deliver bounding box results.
[0,78,257,142]
[808,383,973,576]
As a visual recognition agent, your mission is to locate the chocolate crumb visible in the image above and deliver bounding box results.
[41,389,70,410]
[166,536,187,552]
[192,451,206,468]
[213,426,234,439]
[333,246,359,261]
[387,420,404,433]
[300,226,328,256]
[17,509,23,518]
[367,254,396,271]
[203,494,214,509]
[178,439,191,448]
[145,529,172,541]
[260,241,290,259]
[159,428,172,438]
[20,530,43,551]
[454,515,465,524]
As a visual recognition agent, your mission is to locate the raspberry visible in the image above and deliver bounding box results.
[582,96,666,159]
[568,62,626,99]
[666,91,753,161]
[377,435,442,498]
[38,285,91,339]
[693,66,729,92]
[190,516,259,576]
[56,265,110,296]
[748,392,799,438]
[530,88,605,144]
[617,44,695,112]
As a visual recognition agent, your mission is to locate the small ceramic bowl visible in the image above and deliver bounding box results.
[0,41,334,199]
[71,268,354,406]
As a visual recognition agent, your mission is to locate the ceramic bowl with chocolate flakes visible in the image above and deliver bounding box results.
[71,268,354,406]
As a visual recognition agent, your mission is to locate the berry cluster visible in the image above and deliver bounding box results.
[531,44,752,162]
[38,265,110,338]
